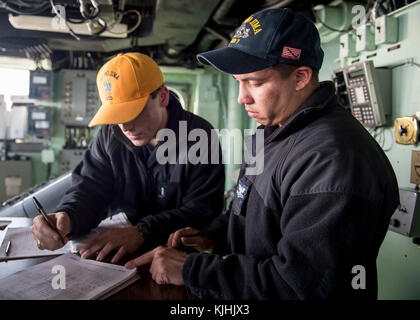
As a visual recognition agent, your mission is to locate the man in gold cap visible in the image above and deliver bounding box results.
[31,52,225,263]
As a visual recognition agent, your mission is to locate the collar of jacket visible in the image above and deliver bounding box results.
[111,92,185,152]
[261,81,337,144]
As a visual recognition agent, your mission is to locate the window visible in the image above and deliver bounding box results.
[0,67,30,110]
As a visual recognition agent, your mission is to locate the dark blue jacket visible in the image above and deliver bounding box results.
[56,94,225,247]
[183,82,399,299]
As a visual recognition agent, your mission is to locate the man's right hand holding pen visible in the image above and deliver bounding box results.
[31,211,72,251]
[31,211,144,264]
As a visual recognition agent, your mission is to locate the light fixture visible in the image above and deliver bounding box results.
[8,14,128,39]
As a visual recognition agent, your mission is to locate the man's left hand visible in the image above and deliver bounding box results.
[124,246,187,286]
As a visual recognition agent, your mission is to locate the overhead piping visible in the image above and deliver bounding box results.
[262,0,295,9]
[212,0,241,27]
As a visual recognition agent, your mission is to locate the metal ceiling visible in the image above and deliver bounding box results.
[0,0,349,70]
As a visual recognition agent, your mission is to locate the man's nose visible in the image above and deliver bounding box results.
[237,83,253,105]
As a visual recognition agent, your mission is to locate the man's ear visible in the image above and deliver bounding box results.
[159,86,170,107]
[295,67,313,91]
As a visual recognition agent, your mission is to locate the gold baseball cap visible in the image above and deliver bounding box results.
[89,52,164,127]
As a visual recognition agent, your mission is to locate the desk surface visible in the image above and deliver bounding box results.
[0,217,189,300]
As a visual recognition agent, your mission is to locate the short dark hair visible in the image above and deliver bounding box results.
[150,86,163,99]
[273,64,319,85]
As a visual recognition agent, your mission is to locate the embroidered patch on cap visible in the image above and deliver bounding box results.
[104,77,112,100]
[104,77,111,93]
[281,46,301,60]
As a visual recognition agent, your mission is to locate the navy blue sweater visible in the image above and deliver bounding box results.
[56,95,225,247]
[183,82,399,299]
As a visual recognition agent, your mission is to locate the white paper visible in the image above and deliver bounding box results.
[69,212,132,252]
[0,227,70,261]
[0,253,139,300]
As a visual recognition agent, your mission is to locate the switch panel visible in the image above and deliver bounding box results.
[27,105,52,136]
[375,15,398,45]
[29,70,54,100]
[356,24,376,52]
[58,149,85,174]
[389,188,420,237]
[340,33,357,58]
[59,69,100,127]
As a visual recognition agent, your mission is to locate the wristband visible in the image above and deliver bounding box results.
[137,223,150,242]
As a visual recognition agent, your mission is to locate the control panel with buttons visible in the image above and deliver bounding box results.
[340,60,392,127]
[59,69,100,126]
[389,188,420,237]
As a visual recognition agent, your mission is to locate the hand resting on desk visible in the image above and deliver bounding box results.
[124,226,213,286]
[79,226,144,264]
[125,246,187,286]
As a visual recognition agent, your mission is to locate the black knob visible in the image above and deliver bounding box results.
[398,126,407,136]
[412,238,420,245]
[398,125,407,136]
[390,219,400,227]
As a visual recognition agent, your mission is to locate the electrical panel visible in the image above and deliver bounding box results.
[29,70,54,100]
[389,188,420,237]
[27,105,52,136]
[59,69,100,127]
[335,60,392,127]
[375,15,398,45]
[355,24,376,52]
[58,149,85,174]
[339,33,357,58]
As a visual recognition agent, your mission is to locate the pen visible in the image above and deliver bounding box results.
[5,241,11,256]
[181,232,204,238]
[176,232,206,252]
[32,196,65,245]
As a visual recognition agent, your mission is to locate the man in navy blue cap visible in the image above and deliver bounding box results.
[126,8,399,299]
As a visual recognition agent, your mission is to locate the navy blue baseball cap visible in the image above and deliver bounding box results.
[197,8,324,74]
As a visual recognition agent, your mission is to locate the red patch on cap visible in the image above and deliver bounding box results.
[281,46,301,60]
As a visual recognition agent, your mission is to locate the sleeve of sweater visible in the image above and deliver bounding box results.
[55,127,115,238]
